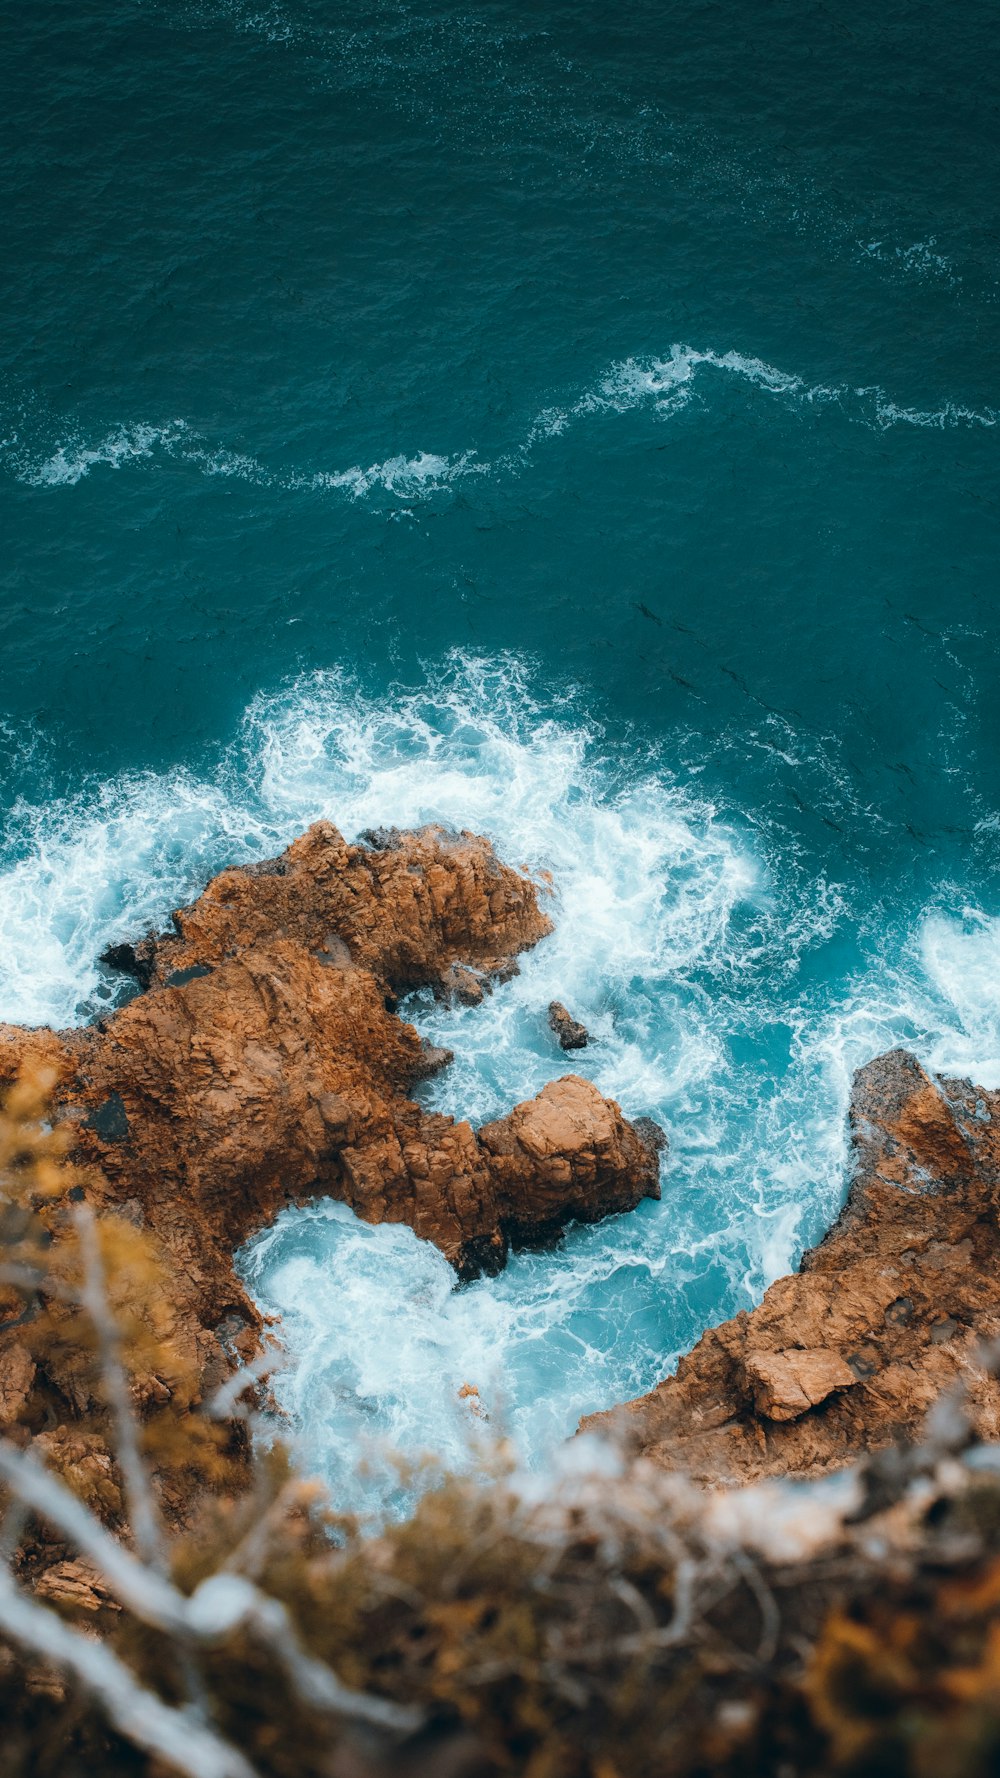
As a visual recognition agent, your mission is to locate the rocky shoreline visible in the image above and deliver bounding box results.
[587,1047,1000,1479]
[2,820,999,1510]
[0,822,660,1470]
[7,820,1000,1777]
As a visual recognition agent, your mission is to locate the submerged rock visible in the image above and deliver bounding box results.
[547,1000,589,1051]
[584,1048,1000,1482]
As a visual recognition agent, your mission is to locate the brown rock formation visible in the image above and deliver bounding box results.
[584,1049,1000,1483]
[479,1074,659,1243]
[101,821,549,998]
[547,1001,589,1051]
[0,823,660,1385]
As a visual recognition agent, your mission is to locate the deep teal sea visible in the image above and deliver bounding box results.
[2,0,999,1510]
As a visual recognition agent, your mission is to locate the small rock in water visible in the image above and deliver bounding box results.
[548,1000,589,1050]
[458,1382,487,1420]
[413,1040,455,1079]
[491,955,520,985]
[100,938,156,990]
[441,963,488,1006]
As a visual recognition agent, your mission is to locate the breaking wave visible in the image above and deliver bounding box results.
[1,655,998,1511]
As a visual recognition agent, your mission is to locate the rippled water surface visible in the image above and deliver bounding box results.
[2,0,999,1510]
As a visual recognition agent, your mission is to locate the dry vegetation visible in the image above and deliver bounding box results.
[4,1071,1000,1778]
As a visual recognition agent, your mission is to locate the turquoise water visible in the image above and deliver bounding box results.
[3,1,999,1509]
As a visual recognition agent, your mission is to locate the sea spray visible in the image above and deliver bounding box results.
[1,656,998,1511]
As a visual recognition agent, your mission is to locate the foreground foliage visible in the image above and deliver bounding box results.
[4,1073,1000,1777]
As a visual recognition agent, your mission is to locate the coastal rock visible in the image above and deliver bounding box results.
[20,816,999,1508]
[547,1001,589,1051]
[632,1115,668,1159]
[478,1075,661,1244]
[440,963,488,1006]
[0,824,656,1355]
[740,1347,857,1422]
[34,1560,119,1616]
[0,1344,36,1428]
[113,821,553,998]
[583,1049,1000,1482]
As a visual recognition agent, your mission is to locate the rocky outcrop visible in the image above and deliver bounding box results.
[20,812,999,1506]
[547,1002,589,1051]
[584,1049,1000,1482]
[479,1075,658,1245]
[101,821,550,999]
[0,824,661,1370]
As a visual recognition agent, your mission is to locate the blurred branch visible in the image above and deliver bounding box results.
[186,1575,423,1733]
[0,1442,182,1628]
[0,1439,422,1737]
[74,1202,165,1571]
[0,1564,258,1778]
[203,1349,281,1423]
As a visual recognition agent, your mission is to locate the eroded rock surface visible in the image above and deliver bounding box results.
[479,1075,660,1244]
[104,821,549,998]
[584,1049,1000,1482]
[0,824,660,1371]
[547,1001,589,1051]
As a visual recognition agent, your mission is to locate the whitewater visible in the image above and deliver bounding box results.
[5,341,995,501]
[1,655,997,1516]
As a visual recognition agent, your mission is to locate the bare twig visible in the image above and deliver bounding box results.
[0,1439,422,1737]
[187,1575,423,1734]
[0,1442,183,1629]
[217,1479,309,1584]
[74,1203,164,1570]
[203,1349,282,1423]
[729,1550,781,1666]
[0,1566,258,1778]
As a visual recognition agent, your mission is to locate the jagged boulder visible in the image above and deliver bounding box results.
[547,1001,589,1051]
[479,1074,661,1245]
[102,821,551,998]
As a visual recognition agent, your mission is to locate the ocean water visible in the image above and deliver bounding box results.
[2,0,999,1513]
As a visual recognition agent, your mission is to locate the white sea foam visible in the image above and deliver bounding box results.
[11,420,485,502]
[2,656,998,1512]
[25,421,190,487]
[915,911,1000,1083]
[576,345,806,420]
[545,344,995,439]
[8,341,995,506]
[0,774,277,1028]
[871,396,997,431]
[304,449,486,499]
